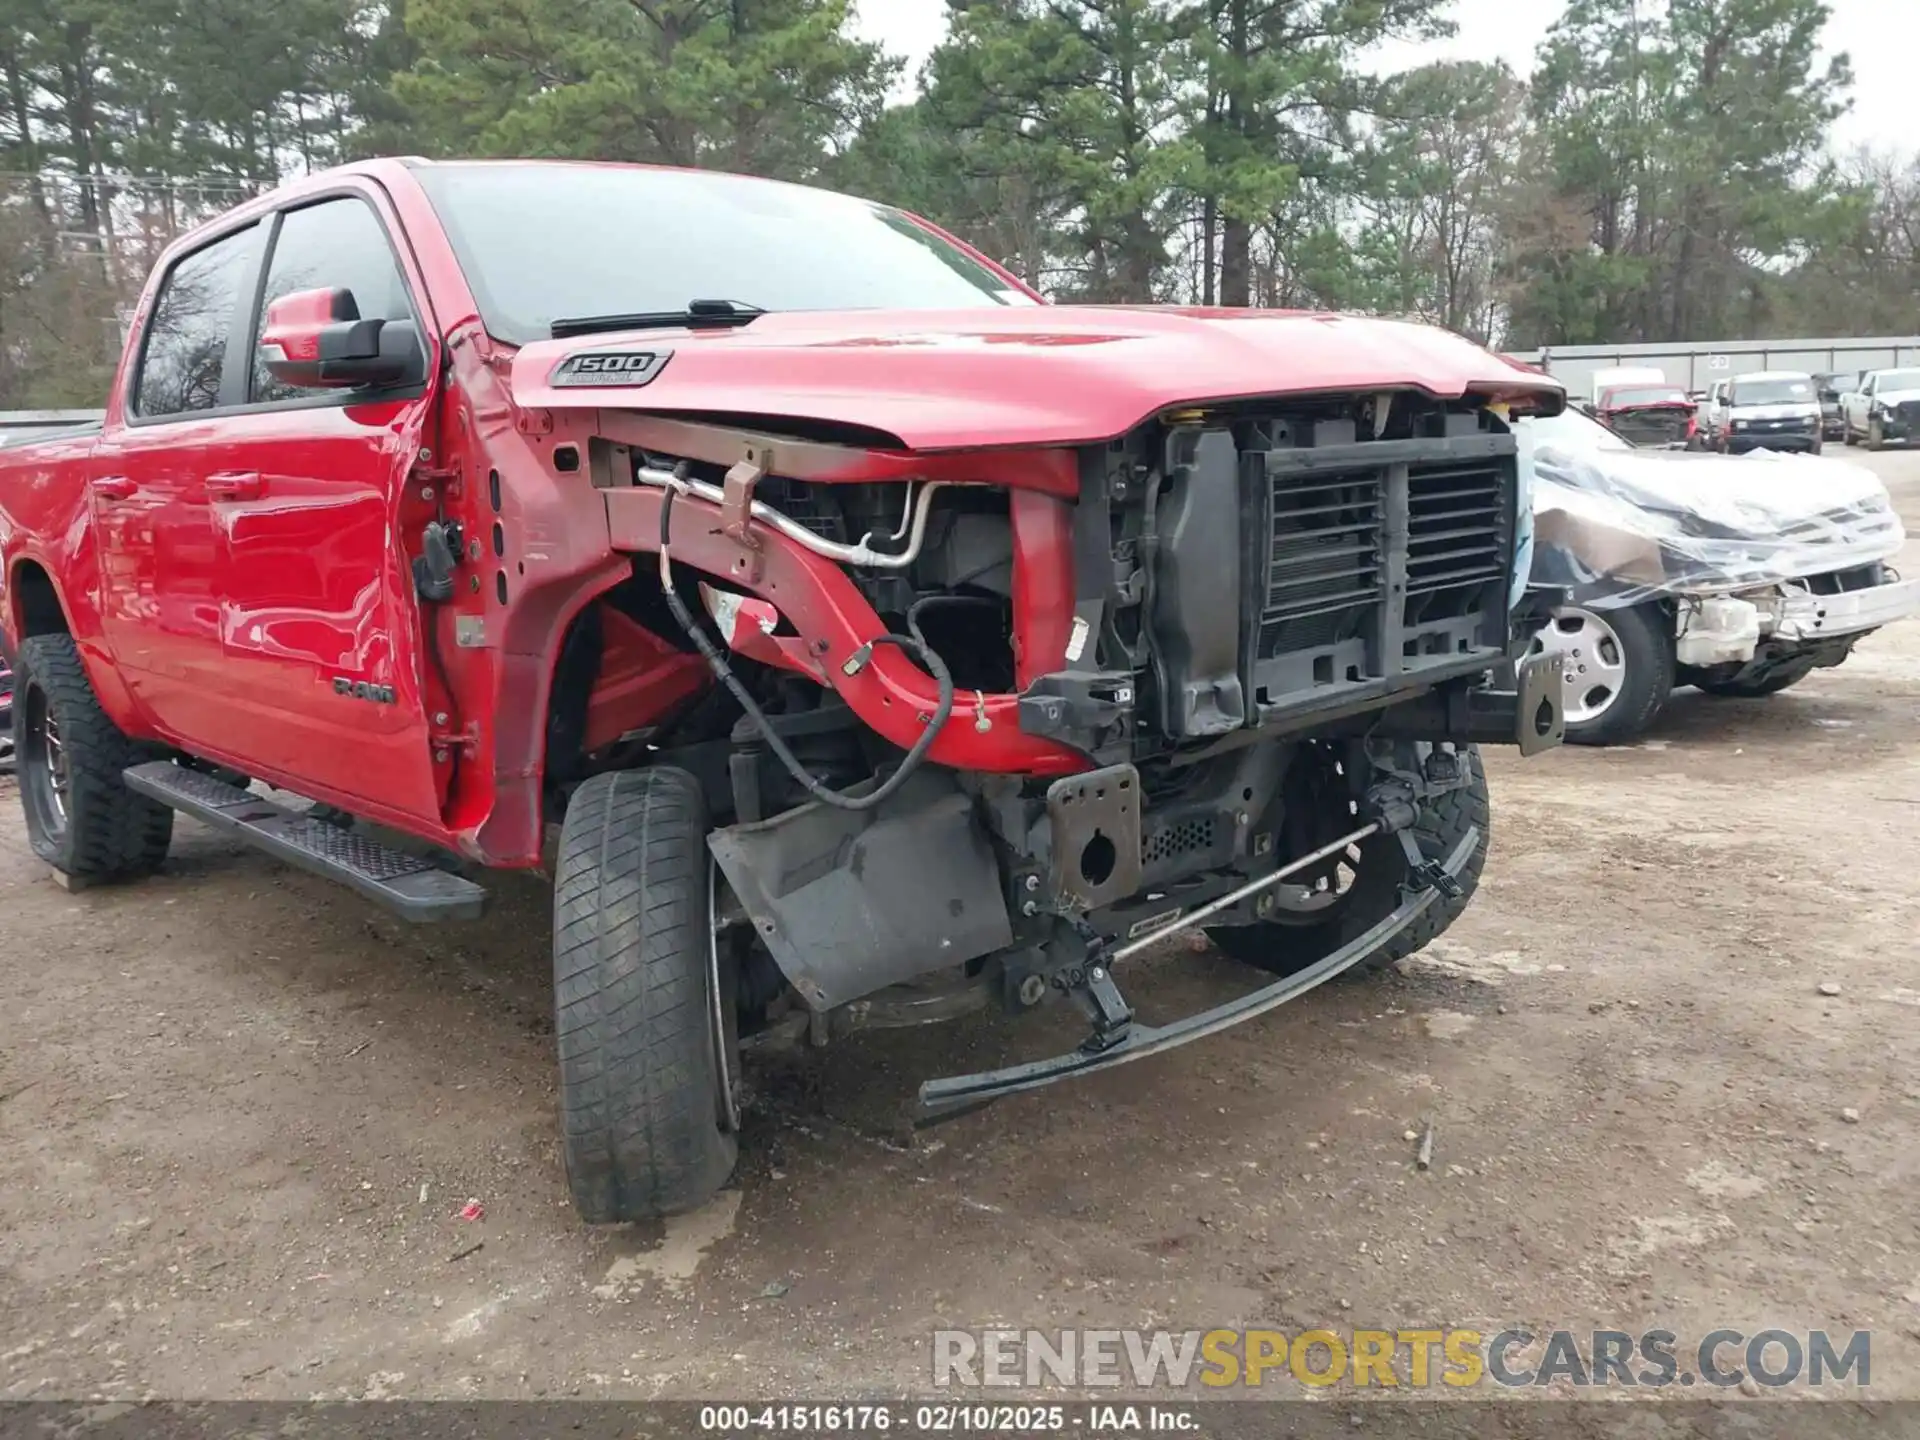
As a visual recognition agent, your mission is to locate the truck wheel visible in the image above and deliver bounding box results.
[1692,658,1816,699]
[1209,745,1489,980]
[1868,418,1885,451]
[1531,603,1672,746]
[553,766,738,1224]
[13,633,172,880]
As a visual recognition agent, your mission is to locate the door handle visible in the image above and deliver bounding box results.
[91,475,134,501]
[206,470,264,501]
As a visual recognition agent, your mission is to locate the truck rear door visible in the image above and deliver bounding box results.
[91,220,266,740]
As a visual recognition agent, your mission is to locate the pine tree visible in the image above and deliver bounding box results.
[391,0,895,180]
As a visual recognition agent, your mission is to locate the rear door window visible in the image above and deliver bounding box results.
[132,224,261,419]
[250,197,418,405]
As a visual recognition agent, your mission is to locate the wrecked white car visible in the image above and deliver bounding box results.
[1516,407,1919,744]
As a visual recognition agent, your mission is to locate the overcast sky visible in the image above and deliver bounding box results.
[851,0,1913,158]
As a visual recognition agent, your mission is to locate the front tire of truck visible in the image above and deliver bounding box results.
[553,767,738,1225]
[13,632,173,881]
[1207,745,1489,981]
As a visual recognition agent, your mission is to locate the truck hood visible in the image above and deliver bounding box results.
[507,306,1561,451]
[1873,386,1920,407]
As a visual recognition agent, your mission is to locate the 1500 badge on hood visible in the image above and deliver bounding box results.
[548,348,673,386]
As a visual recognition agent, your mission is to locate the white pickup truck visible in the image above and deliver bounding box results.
[1840,367,1920,449]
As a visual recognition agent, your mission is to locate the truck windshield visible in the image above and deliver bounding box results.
[1875,369,1920,391]
[411,162,1037,345]
[1729,377,1814,405]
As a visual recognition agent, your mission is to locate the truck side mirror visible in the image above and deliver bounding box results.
[259,287,426,391]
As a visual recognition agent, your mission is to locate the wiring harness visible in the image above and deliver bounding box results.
[656,480,956,813]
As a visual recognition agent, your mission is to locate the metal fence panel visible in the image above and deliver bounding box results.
[1509,337,1920,395]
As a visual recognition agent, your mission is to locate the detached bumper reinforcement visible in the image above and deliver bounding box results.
[915,826,1479,1121]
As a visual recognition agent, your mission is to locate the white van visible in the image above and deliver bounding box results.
[1714,371,1823,455]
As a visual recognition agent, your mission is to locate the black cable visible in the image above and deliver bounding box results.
[421,586,463,802]
[658,487,955,813]
[905,592,1004,638]
[905,592,1007,692]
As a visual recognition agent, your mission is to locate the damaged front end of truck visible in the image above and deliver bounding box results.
[503,315,1568,1128]
[0,157,1577,1228]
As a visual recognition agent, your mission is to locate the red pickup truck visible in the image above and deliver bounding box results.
[0,159,1565,1223]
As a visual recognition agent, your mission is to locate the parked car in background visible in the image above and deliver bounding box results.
[1518,407,1918,744]
[1581,366,1667,415]
[1813,371,1861,442]
[1714,371,1823,454]
[1593,381,1697,448]
[1840,367,1920,450]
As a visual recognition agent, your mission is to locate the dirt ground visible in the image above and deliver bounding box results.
[3,451,1919,1406]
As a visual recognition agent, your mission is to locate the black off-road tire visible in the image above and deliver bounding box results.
[1208,746,1490,981]
[554,767,736,1224]
[13,632,172,880]
[1564,602,1674,747]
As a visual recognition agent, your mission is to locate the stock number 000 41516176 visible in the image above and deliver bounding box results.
[697,1404,1080,1432]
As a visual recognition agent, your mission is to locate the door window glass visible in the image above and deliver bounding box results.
[251,197,416,404]
[133,224,259,418]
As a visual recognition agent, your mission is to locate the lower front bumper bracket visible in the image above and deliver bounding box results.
[915,826,1480,1122]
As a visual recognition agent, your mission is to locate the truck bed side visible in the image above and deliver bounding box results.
[0,429,134,720]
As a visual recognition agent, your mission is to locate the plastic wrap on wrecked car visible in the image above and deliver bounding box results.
[1527,444,1907,610]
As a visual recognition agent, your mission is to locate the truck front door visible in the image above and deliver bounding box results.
[1847,374,1876,438]
[1704,381,1729,442]
[201,190,444,823]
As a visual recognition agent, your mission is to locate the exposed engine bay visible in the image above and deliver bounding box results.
[545,386,1563,1111]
